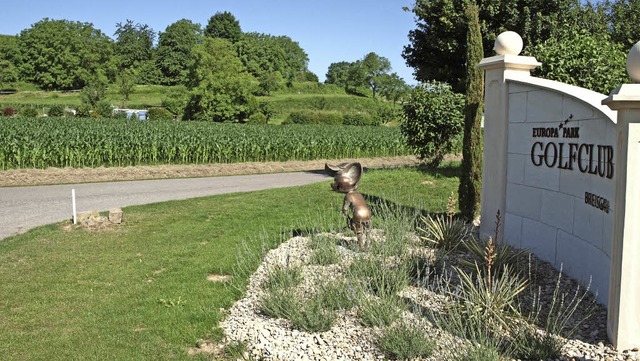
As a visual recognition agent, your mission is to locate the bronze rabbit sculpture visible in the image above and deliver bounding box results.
[325,162,371,247]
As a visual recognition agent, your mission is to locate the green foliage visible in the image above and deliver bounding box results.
[156,19,203,86]
[114,19,155,71]
[358,294,405,327]
[117,68,136,106]
[183,38,256,122]
[0,59,19,90]
[401,82,464,167]
[235,32,309,82]
[95,100,113,118]
[418,214,470,251]
[288,297,336,333]
[377,323,435,360]
[459,3,484,222]
[19,106,38,118]
[316,279,358,311]
[309,237,340,265]
[205,11,242,43]
[147,107,174,121]
[17,18,114,90]
[259,288,297,319]
[360,52,391,99]
[80,77,108,108]
[262,265,302,292]
[527,29,629,94]
[342,113,374,126]
[348,257,409,297]
[0,119,409,169]
[284,110,342,125]
[372,104,402,125]
[47,104,65,117]
[403,0,592,92]
[257,71,284,96]
[160,86,188,117]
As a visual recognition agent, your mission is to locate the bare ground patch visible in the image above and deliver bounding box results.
[0,156,423,187]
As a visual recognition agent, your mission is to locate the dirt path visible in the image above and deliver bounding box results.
[0,156,420,187]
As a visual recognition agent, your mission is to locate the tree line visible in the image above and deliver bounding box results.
[0,11,408,121]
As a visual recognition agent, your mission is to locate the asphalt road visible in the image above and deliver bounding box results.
[0,171,331,241]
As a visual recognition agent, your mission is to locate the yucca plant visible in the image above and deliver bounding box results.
[418,193,470,251]
[461,210,526,277]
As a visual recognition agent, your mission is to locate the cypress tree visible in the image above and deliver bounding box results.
[458,2,484,222]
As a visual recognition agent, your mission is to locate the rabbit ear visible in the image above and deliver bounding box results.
[342,162,363,187]
[325,162,352,177]
[325,163,341,177]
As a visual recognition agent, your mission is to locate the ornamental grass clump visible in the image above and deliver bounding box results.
[309,235,341,265]
[358,293,406,327]
[377,322,435,360]
[418,192,470,251]
[347,256,409,298]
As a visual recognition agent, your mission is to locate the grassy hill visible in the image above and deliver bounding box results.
[0,82,402,124]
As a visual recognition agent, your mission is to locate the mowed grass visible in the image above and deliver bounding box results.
[0,164,460,360]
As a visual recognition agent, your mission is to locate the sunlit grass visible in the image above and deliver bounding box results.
[0,164,460,360]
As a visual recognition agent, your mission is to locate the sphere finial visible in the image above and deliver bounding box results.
[628,41,640,83]
[494,31,523,56]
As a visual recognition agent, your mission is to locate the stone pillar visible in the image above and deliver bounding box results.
[477,32,540,238]
[602,41,640,349]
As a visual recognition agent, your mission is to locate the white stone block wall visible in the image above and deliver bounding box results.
[503,81,616,305]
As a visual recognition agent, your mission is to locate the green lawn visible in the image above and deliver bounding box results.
[0,164,460,360]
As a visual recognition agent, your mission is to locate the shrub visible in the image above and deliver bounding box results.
[75,104,91,118]
[247,112,268,124]
[2,107,15,116]
[342,113,373,126]
[147,107,174,121]
[258,101,275,120]
[47,104,65,117]
[373,104,402,125]
[20,106,38,117]
[95,100,113,119]
[401,81,464,167]
[284,110,342,125]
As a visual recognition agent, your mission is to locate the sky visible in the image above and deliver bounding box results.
[0,0,419,85]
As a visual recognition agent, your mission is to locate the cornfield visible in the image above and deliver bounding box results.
[0,118,410,169]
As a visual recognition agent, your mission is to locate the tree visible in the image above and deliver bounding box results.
[205,11,242,43]
[0,35,20,86]
[258,71,284,95]
[0,60,18,90]
[325,61,352,87]
[458,3,484,223]
[528,29,628,94]
[183,38,256,122]
[114,19,155,70]
[17,18,114,90]
[361,52,391,99]
[377,73,408,106]
[117,68,136,106]
[235,32,309,83]
[156,19,203,85]
[606,0,640,50]
[401,82,464,167]
[402,0,584,92]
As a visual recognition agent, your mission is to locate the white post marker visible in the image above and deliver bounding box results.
[72,189,77,224]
